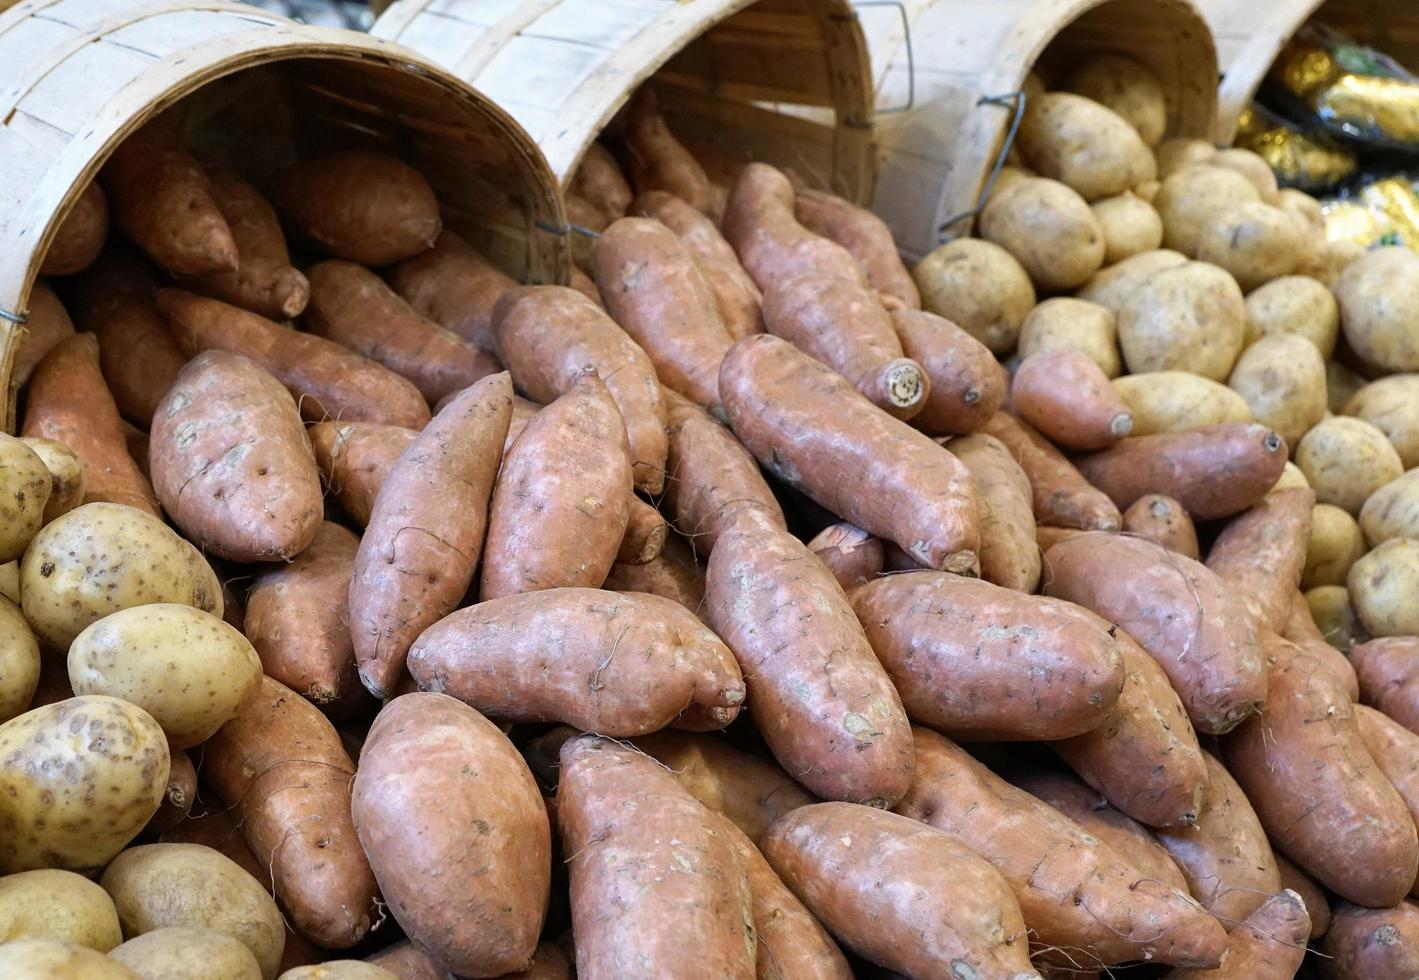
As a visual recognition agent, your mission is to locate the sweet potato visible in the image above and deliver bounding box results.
[15,281,76,389]
[708,508,913,805]
[593,218,734,407]
[1351,636,1419,733]
[204,676,377,948]
[1013,348,1133,450]
[143,744,196,836]
[942,432,1040,591]
[1154,752,1280,925]
[1045,531,1266,733]
[1356,704,1419,896]
[625,90,719,219]
[387,230,514,352]
[762,802,1035,979]
[891,309,1004,435]
[304,260,499,405]
[895,727,1226,969]
[568,265,602,304]
[354,694,549,977]
[618,497,666,565]
[150,351,321,562]
[1205,487,1314,633]
[1161,889,1310,979]
[794,187,919,310]
[189,168,309,319]
[763,272,927,419]
[244,521,360,710]
[1223,643,1419,907]
[603,534,707,615]
[271,150,440,266]
[722,334,979,573]
[570,142,631,224]
[1275,855,1329,939]
[1074,422,1288,521]
[631,190,762,340]
[1036,524,1086,552]
[493,285,667,492]
[981,411,1122,531]
[807,522,883,592]
[1320,902,1419,978]
[1054,626,1209,829]
[559,735,755,979]
[349,373,511,698]
[159,289,430,428]
[1122,494,1199,558]
[662,387,784,552]
[723,163,864,291]
[368,940,570,980]
[40,180,108,277]
[307,421,413,527]
[1283,590,1361,700]
[100,120,237,276]
[22,334,159,517]
[79,290,186,427]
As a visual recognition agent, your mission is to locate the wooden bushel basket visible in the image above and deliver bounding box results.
[855,0,1218,261]
[0,0,567,432]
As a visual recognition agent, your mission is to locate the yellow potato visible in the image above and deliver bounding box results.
[0,597,39,724]
[1302,503,1367,589]
[1064,53,1167,147]
[1242,276,1338,357]
[0,562,15,605]
[1300,239,1365,289]
[20,503,223,650]
[0,869,121,950]
[1076,248,1188,315]
[1155,138,1217,178]
[1349,538,1419,637]
[1018,297,1120,378]
[1116,261,1245,380]
[1112,371,1252,435]
[278,963,398,979]
[1335,246,1419,372]
[0,434,51,563]
[18,437,85,525]
[1327,360,1367,415]
[1359,469,1419,547]
[1154,165,1260,256]
[1017,92,1156,200]
[1273,461,1310,491]
[979,177,1105,290]
[1275,188,1324,235]
[913,238,1035,354]
[101,844,284,980]
[1344,375,1419,468]
[1134,179,1161,203]
[1194,202,1301,291]
[0,696,169,874]
[1227,334,1326,448]
[1295,416,1404,515]
[0,938,138,978]
[1091,192,1163,264]
[110,926,263,980]
[1305,584,1367,651]
[1210,148,1279,200]
[68,605,262,750]
[986,165,1034,201]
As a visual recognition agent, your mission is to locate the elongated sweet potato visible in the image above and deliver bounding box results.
[618,497,666,565]
[896,727,1226,969]
[308,421,417,527]
[22,334,159,517]
[493,285,667,492]
[892,309,1004,436]
[1075,423,1288,521]
[304,260,499,405]
[204,676,377,948]
[1054,626,1209,829]
[570,142,631,224]
[631,190,762,340]
[794,187,919,311]
[100,120,237,276]
[1351,636,1419,733]
[271,150,440,266]
[1036,524,1087,551]
[1276,854,1329,939]
[1045,532,1266,734]
[943,432,1040,591]
[763,272,927,418]
[723,164,863,290]
[15,281,76,389]
[559,735,755,979]
[1320,902,1419,978]
[354,694,549,976]
[159,290,430,428]
[1282,591,1360,700]
[625,90,719,219]
[722,334,979,572]
[851,571,1123,740]
[1161,889,1310,979]
[1153,752,1280,925]
[387,230,514,352]
[244,521,360,710]
[143,743,196,837]
[594,218,734,407]
[1205,487,1315,633]
[1123,494,1199,558]
[982,412,1122,530]
[708,508,913,806]
[368,940,570,980]
[40,180,108,277]
[150,351,321,562]
[1013,348,1133,450]
[807,523,883,592]
[1356,704,1419,896]
[1223,644,1419,907]
[80,290,186,428]
[189,167,309,319]
[763,802,1035,979]
[349,373,511,698]
[603,534,707,615]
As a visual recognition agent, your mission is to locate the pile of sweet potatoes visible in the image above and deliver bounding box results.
[2,63,1417,980]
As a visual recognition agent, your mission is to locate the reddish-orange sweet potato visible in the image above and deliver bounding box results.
[1045,532,1266,734]
[1036,524,1087,551]
[244,521,361,710]
[893,309,1005,436]
[40,180,108,277]
[1123,493,1200,558]
[723,163,864,291]
[493,285,667,493]
[570,142,632,225]
[1161,889,1310,979]
[79,290,186,428]
[603,534,707,616]
[896,727,1226,969]
[851,571,1123,740]
[1283,590,1360,695]
[808,522,883,592]
[1206,487,1315,634]
[1320,902,1419,979]
[354,694,550,977]
[943,432,1041,591]
[1351,636,1419,733]
[480,375,632,598]
[387,230,514,352]
[159,289,430,428]
[624,90,720,219]
[763,802,1035,979]
[721,334,980,573]
[794,188,919,311]
[349,373,511,698]
[205,675,378,948]
[708,508,914,806]
[594,217,734,408]
[304,260,499,405]
[1075,423,1288,521]
[142,744,196,837]
[150,351,321,562]
[368,940,571,980]
[1223,645,1419,907]
[1013,348,1133,450]
[308,421,416,528]
[189,167,309,319]
[410,588,743,734]
[1276,854,1329,939]
[15,281,76,389]
[1357,704,1419,897]
[271,150,440,266]
[22,334,159,517]
[618,497,667,565]
[982,411,1122,530]
[559,735,756,979]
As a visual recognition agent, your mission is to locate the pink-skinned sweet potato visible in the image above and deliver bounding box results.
[79,289,186,428]
[603,534,707,617]
[1351,636,1419,734]
[624,90,721,220]
[1161,889,1310,979]
[40,180,108,277]
[14,281,76,390]
[1123,493,1199,558]
[722,163,864,291]
[617,497,667,565]
[982,411,1122,530]
[1319,901,1419,978]
[1013,348,1134,450]
[386,229,514,352]
[893,309,1005,436]
[942,432,1040,591]
[1205,487,1315,634]
[1356,703,1419,897]
[308,421,417,528]
[793,187,919,311]
[189,167,309,320]
[807,522,883,592]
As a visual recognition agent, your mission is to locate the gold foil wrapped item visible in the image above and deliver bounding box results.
[1234,104,1357,191]
[1271,28,1419,147]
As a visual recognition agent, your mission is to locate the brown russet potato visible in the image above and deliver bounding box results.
[1113,371,1252,435]
[1244,274,1339,357]
[1195,202,1301,291]
[1334,245,1419,373]
[1091,191,1164,264]
[1065,53,1167,147]
[1349,539,1419,637]
[0,867,121,951]
[1123,494,1199,558]
[1228,334,1327,447]
[189,167,309,319]
[0,939,140,978]
[1345,374,1419,468]
[0,436,49,564]
[1297,415,1405,515]
[20,436,84,526]
[982,411,1122,531]
[1018,93,1157,200]
[1077,247,1188,315]
[1116,261,1246,381]
[1306,502,1368,587]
